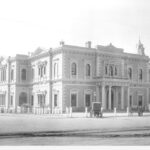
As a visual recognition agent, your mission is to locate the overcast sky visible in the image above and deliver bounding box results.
[0,0,150,57]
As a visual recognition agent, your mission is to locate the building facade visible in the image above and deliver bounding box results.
[0,40,150,113]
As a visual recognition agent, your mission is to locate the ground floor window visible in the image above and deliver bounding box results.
[0,94,5,106]
[129,95,132,107]
[85,94,91,107]
[54,94,58,107]
[31,95,34,106]
[138,95,143,106]
[71,93,77,107]
[38,94,45,107]
[10,95,13,106]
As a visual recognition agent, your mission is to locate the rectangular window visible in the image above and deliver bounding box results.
[41,66,43,77]
[44,66,46,75]
[11,69,14,81]
[149,70,150,82]
[10,95,13,106]
[54,94,58,107]
[85,94,91,107]
[129,95,132,107]
[38,67,40,76]
[0,94,5,106]
[32,68,34,80]
[71,93,77,107]
[38,94,45,107]
[31,95,34,106]
[138,95,143,106]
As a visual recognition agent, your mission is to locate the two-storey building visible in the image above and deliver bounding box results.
[0,40,150,113]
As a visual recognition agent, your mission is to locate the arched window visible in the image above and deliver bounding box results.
[54,63,58,78]
[139,69,143,80]
[86,64,90,76]
[11,69,14,81]
[31,68,34,80]
[105,65,108,75]
[43,66,46,75]
[115,67,117,76]
[71,63,77,76]
[149,70,150,82]
[128,68,132,79]
[109,66,113,76]
[21,69,26,81]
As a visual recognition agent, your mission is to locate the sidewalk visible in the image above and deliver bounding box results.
[0,111,150,118]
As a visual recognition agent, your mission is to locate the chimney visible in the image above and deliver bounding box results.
[85,41,91,48]
[60,41,65,46]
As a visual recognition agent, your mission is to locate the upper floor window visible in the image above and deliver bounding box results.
[11,69,14,81]
[86,64,91,77]
[31,68,34,80]
[43,66,46,75]
[0,68,6,82]
[128,68,132,79]
[109,66,113,76]
[21,69,26,81]
[105,65,108,75]
[38,65,46,78]
[115,66,117,76]
[54,63,58,78]
[139,69,143,81]
[149,69,150,82]
[71,62,77,76]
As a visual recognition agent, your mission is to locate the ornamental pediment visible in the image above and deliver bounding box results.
[37,60,47,66]
[97,43,124,54]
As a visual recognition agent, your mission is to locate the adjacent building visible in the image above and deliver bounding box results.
[0,40,150,113]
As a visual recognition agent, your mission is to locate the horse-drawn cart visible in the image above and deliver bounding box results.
[90,102,103,118]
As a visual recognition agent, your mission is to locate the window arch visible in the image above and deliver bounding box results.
[86,64,91,76]
[21,69,26,81]
[128,68,132,79]
[71,62,77,76]
[139,69,143,80]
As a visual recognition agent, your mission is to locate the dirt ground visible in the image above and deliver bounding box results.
[0,113,150,134]
[1,113,150,145]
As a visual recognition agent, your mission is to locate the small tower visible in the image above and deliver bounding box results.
[137,39,145,55]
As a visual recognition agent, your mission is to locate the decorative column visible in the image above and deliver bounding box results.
[102,85,106,109]
[6,59,10,109]
[127,87,130,107]
[121,60,125,78]
[121,86,124,110]
[147,88,149,111]
[109,86,112,110]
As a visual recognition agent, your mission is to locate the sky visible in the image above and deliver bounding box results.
[0,0,150,57]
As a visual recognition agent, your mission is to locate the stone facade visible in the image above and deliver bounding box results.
[0,40,150,113]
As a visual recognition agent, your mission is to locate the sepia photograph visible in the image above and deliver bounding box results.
[0,0,150,148]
